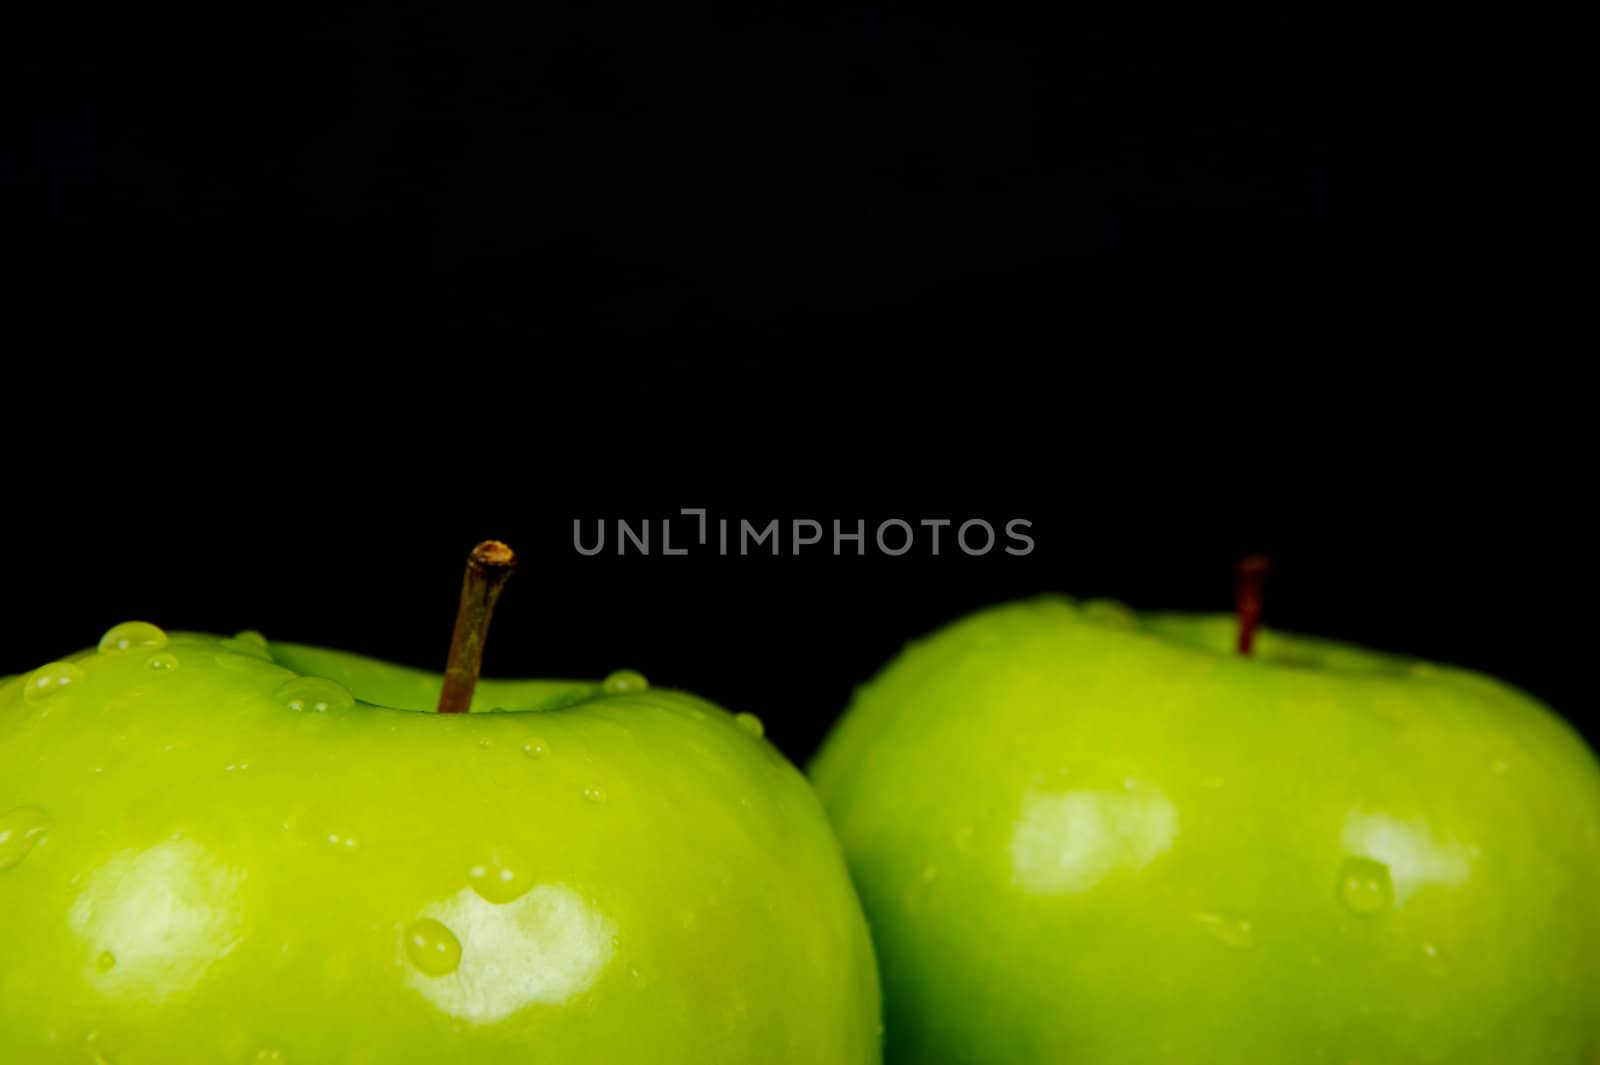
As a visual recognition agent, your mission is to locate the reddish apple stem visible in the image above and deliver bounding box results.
[437,540,518,714]
[1235,555,1271,656]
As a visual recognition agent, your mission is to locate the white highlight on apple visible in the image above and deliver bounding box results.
[1009,780,1179,895]
[407,883,616,1023]
[1341,812,1476,905]
[70,839,246,1000]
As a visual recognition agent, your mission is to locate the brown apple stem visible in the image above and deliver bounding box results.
[1235,555,1271,656]
[437,540,518,714]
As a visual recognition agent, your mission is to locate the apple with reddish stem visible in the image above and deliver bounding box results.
[811,559,1600,1063]
[1,541,881,1064]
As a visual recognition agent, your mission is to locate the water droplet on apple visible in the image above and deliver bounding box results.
[602,669,648,694]
[95,950,117,973]
[1192,911,1255,950]
[145,652,180,671]
[469,860,533,904]
[0,807,51,870]
[1421,941,1440,959]
[97,621,168,655]
[734,712,765,738]
[583,786,608,804]
[22,661,86,702]
[404,917,462,976]
[521,738,549,759]
[274,677,354,714]
[253,1051,287,1064]
[221,630,272,660]
[1337,857,1393,916]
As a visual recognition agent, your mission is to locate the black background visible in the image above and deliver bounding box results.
[3,6,1590,760]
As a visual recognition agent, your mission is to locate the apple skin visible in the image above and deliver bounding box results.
[0,628,881,1064]
[810,596,1600,1064]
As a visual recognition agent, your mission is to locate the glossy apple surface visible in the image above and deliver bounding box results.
[810,597,1600,1063]
[1,625,880,1064]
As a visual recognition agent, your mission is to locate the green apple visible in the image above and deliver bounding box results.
[0,622,880,1063]
[810,596,1600,1063]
